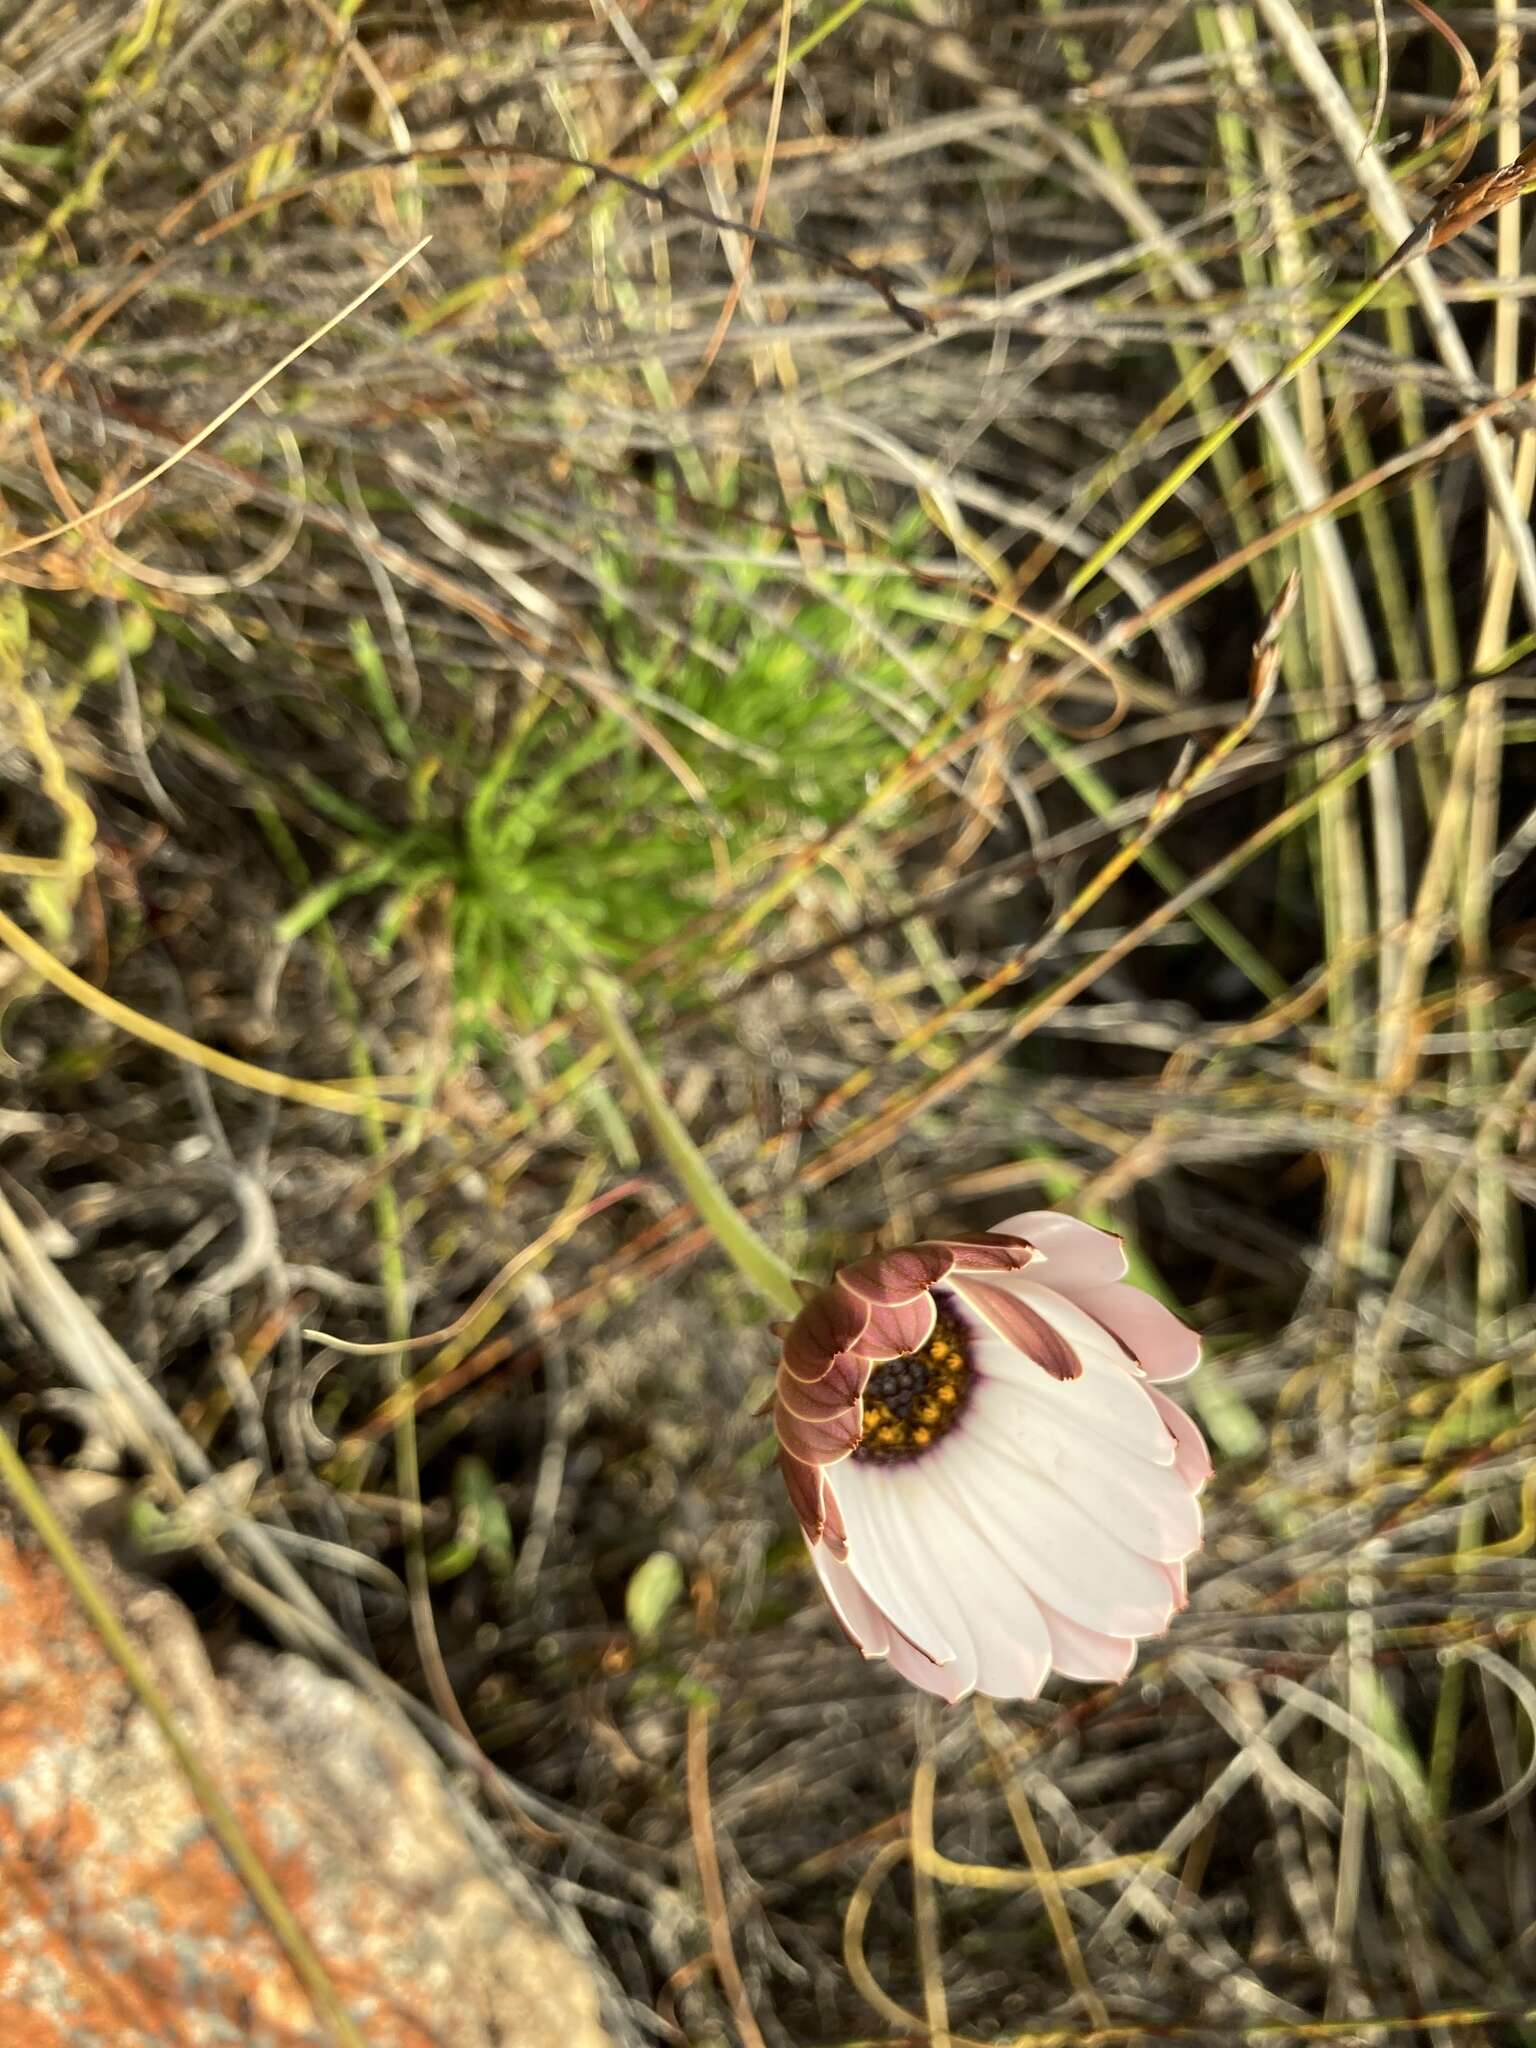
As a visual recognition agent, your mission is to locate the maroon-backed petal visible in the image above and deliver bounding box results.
[821,1478,848,1561]
[954,1278,1082,1381]
[783,1282,870,1382]
[777,1350,868,1424]
[779,1446,825,1543]
[938,1233,1038,1275]
[774,1393,860,1466]
[838,1242,955,1306]
[852,1287,938,1361]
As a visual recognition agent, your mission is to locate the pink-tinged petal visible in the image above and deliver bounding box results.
[775,1394,860,1467]
[852,1288,938,1361]
[778,1447,826,1544]
[939,1233,1037,1275]
[827,1461,966,1678]
[964,1360,1157,1463]
[941,1433,1180,1638]
[1162,1561,1189,1610]
[783,1282,870,1382]
[1069,1281,1201,1382]
[885,1631,968,1701]
[964,1284,1175,1466]
[874,1472,984,1701]
[813,1576,961,1697]
[1029,1594,1138,1684]
[839,1243,954,1306]
[814,1546,962,1695]
[812,1549,893,1657]
[952,1278,1082,1381]
[776,1350,869,1424]
[1148,1387,1213,1490]
[920,1462,1053,1700]
[987,1210,1128,1287]
[969,1383,1201,1563]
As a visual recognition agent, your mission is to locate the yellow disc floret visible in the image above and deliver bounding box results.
[854,1308,974,1464]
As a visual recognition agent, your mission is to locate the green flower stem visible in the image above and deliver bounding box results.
[584,970,804,1318]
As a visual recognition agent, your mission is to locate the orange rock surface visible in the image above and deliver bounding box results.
[0,1516,610,2048]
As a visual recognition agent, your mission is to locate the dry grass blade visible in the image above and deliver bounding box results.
[0,907,415,1120]
[687,1699,769,2048]
[0,238,431,563]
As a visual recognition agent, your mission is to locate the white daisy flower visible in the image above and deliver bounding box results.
[774,1211,1210,1701]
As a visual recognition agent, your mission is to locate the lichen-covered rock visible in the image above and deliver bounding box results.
[0,1512,611,2048]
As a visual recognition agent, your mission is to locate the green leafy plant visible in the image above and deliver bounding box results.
[277,504,943,1036]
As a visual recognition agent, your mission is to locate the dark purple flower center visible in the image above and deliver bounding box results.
[855,1304,973,1462]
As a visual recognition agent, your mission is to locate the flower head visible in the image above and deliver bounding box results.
[774,1210,1209,1701]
